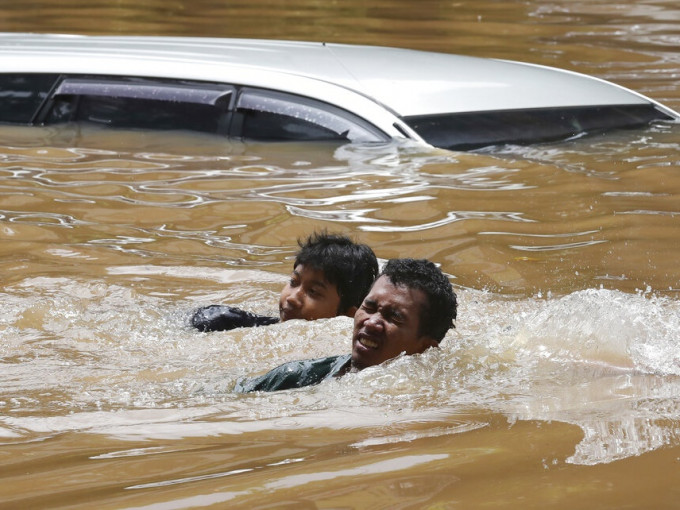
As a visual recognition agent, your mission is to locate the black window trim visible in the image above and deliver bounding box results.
[53,78,234,105]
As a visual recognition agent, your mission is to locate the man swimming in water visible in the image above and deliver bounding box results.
[191,231,379,332]
[235,258,457,392]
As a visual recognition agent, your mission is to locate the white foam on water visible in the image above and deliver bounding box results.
[2,277,680,464]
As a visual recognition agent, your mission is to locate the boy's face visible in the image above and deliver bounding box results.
[279,264,342,321]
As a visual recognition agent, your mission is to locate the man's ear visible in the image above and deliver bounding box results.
[343,306,358,318]
[422,337,439,350]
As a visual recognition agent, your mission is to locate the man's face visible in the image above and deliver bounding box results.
[279,264,342,321]
[351,275,437,369]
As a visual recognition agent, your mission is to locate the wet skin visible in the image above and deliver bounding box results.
[351,275,438,370]
[279,264,343,321]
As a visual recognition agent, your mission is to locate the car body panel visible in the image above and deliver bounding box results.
[0,34,420,139]
[0,33,676,148]
[2,34,677,114]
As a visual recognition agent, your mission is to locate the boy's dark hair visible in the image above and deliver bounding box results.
[380,258,457,342]
[294,231,379,314]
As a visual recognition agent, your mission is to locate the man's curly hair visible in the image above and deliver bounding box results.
[380,258,457,342]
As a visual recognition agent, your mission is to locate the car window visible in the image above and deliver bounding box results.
[47,95,231,134]
[404,104,675,150]
[43,78,234,134]
[0,74,59,124]
[0,74,388,143]
[235,89,388,143]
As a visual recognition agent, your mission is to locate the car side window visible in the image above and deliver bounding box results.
[0,74,59,124]
[234,89,388,143]
[42,78,234,134]
[0,74,388,143]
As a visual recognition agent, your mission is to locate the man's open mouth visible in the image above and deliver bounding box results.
[358,336,379,349]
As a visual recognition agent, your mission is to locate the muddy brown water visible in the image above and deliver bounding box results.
[2,1,680,508]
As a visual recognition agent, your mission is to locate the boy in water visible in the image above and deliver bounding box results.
[190,231,379,332]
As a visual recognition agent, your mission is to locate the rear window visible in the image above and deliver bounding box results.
[404,104,675,150]
[0,74,58,124]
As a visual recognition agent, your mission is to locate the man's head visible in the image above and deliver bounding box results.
[279,231,379,321]
[351,258,457,370]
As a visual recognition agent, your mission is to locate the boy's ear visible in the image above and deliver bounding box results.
[343,306,358,318]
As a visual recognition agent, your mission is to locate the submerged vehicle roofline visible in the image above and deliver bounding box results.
[0,33,677,120]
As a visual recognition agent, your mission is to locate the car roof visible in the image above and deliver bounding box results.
[0,32,676,122]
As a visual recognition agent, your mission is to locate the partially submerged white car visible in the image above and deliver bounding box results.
[0,33,677,150]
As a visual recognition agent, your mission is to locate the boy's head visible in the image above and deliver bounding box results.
[279,231,379,322]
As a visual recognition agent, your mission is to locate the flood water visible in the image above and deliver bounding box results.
[2,1,680,508]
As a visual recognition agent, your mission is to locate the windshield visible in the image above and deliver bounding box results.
[404,104,675,150]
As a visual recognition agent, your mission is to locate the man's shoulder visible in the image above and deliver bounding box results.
[235,354,351,393]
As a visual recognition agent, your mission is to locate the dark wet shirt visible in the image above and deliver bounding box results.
[191,304,279,332]
[234,354,352,393]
